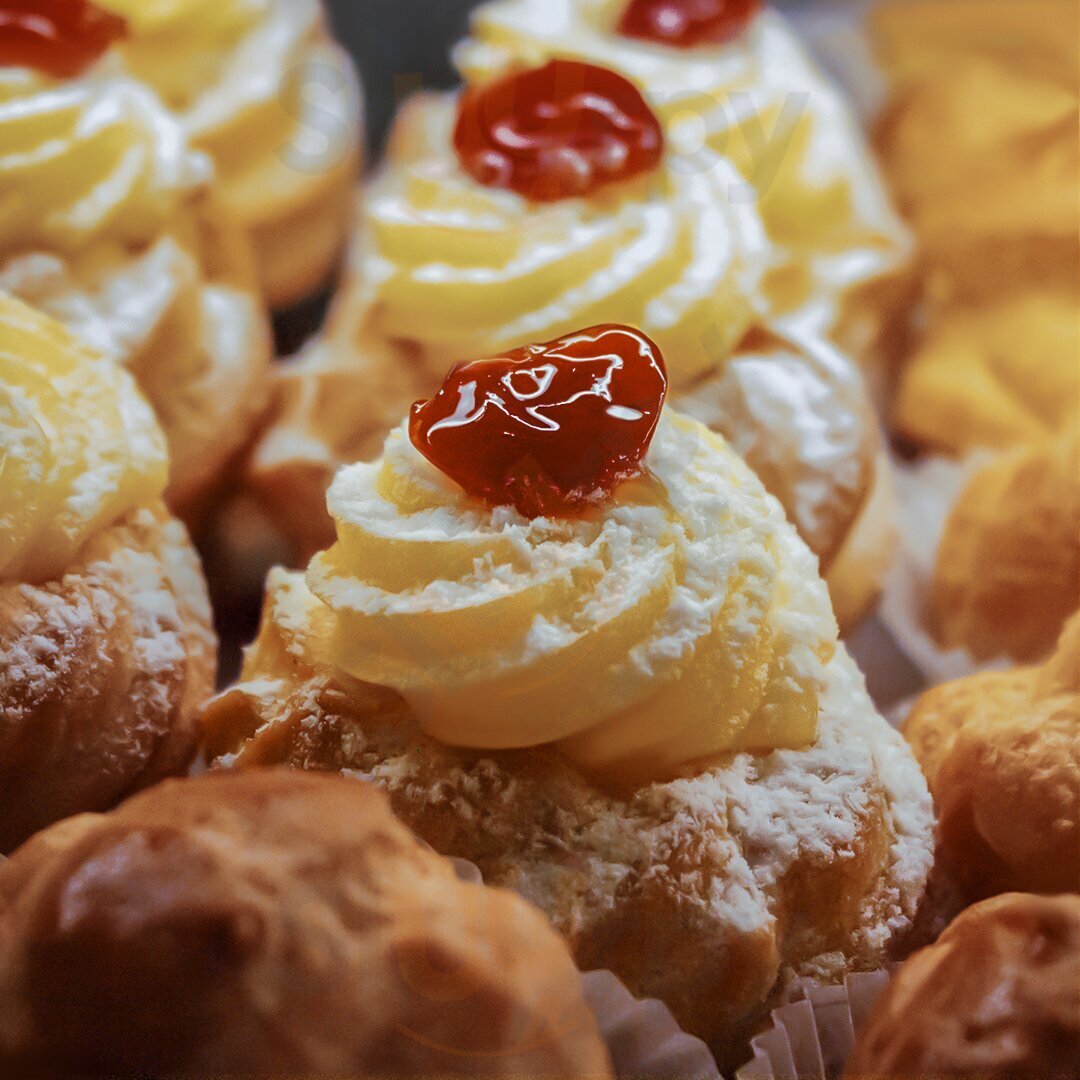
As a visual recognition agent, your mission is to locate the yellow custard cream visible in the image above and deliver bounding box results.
[270,411,837,782]
[0,66,207,255]
[101,0,359,230]
[347,95,768,386]
[0,293,167,583]
[455,0,908,320]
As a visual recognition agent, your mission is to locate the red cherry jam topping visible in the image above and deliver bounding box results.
[618,0,761,48]
[454,59,664,203]
[0,0,127,79]
[410,325,668,518]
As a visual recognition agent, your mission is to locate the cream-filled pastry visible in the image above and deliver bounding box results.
[0,9,271,521]
[0,770,613,1077]
[0,292,216,854]
[250,56,890,624]
[99,0,363,308]
[454,0,910,337]
[207,327,934,1068]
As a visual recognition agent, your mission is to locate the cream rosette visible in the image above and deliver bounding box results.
[335,92,769,390]
[272,409,838,784]
[454,0,910,337]
[0,291,167,584]
[0,64,270,518]
[102,0,363,306]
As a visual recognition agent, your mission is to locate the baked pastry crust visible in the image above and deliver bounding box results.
[929,429,1079,663]
[845,892,1080,1080]
[203,617,934,1069]
[0,769,613,1078]
[0,504,216,854]
[904,614,1079,902]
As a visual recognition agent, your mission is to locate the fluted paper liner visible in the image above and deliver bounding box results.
[734,970,896,1080]
[449,858,720,1079]
[878,452,1010,690]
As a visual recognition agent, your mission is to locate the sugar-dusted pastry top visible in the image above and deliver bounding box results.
[0,64,208,256]
[347,89,767,386]
[455,0,908,319]
[101,0,359,215]
[277,403,838,783]
[0,292,167,583]
[904,614,1079,901]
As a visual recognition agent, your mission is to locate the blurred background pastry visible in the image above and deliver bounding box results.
[0,293,216,854]
[929,429,1079,665]
[873,0,1079,452]
[454,0,910,346]
[845,892,1080,1079]
[0,4,272,523]
[100,0,364,310]
[206,327,934,1069]
[904,615,1079,903]
[0,769,612,1077]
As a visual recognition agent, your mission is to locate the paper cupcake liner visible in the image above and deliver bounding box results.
[449,858,720,1080]
[735,969,897,1080]
[878,451,1010,689]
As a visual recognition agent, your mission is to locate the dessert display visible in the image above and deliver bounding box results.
[98,0,364,308]
[248,8,896,626]
[0,0,272,520]
[904,615,1079,903]
[844,892,1080,1079]
[205,326,935,1068]
[0,769,613,1077]
[0,292,216,854]
[3,3,1076,1077]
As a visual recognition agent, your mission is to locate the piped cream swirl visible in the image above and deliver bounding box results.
[0,292,167,583]
[340,94,768,386]
[0,66,208,255]
[455,0,909,324]
[299,410,837,782]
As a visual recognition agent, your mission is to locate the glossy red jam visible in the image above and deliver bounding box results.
[453,59,664,202]
[410,325,668,518]
[618,0,761,48]
[0,0,127,79]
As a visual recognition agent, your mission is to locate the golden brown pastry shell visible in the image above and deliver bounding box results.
[844,892,1080,1080]
[0,504,216,854]
[0,769,613,1078]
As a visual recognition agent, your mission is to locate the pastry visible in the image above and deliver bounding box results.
[874,0,1079,456]
[454,0,910,338]
[904,615,1079,903]
[101,0,363,309]
[0,292,216,854]
[928,429,1079,664]
[207,326,935,1068]
[249,51,891,624]
[0,769,613,1077]
[0,2,272,522]
[845,892,1080,1080]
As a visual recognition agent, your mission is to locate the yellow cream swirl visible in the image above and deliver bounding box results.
[455,0,909,324]
[0,67,207,256]
[102,0,361,301]
[295,411,837,783]
[0,292,168,583]
[339,93,768,386]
